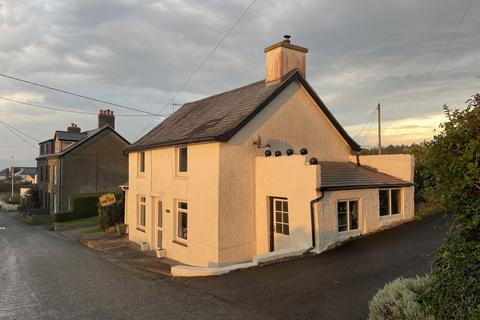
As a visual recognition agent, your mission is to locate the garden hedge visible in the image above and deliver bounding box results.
[54,193,122,223]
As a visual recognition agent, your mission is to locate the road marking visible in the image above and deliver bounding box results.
[0,227,6,230]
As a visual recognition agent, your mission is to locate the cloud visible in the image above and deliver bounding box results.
[0,0,478,167]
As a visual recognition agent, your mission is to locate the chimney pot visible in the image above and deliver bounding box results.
[98,109,115,129]
[67,123,81,133]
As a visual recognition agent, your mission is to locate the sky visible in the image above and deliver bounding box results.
[0,0,479,169]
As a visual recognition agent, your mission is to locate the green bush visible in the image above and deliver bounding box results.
[368,276,434,320]
[98,194,124,229]
[54,194,101,222]
[424,223,480,320]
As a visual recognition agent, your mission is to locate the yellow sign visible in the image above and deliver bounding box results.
[99,193,116,207]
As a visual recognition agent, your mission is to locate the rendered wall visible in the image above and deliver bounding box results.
[218,81,352,265]
[61,130,128,212]
[255,156,318,254]
[316,186,415,252]
[352,154,415,182]
[126,142,221,267]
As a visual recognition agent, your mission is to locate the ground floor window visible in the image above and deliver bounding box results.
[379,189,402,216]
[177,201,188,241]
[337,200,359,232]
[273,198,289,235]
[138,196,146,229]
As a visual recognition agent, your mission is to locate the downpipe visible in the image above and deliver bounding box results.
[303,191,324,255]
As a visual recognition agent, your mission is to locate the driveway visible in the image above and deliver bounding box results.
[0,212,445,320]
[179,213,446,320]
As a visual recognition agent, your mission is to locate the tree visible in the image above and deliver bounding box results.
[422,94,480,319]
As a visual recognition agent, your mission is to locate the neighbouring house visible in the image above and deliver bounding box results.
[36,110,130,214]
[16,167,37,184]
[0,168,8,180]
[0,167,36,183]
[123,36,414,268]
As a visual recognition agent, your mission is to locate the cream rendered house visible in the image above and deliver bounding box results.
[124,37,414,268]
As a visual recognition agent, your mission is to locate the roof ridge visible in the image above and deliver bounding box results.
[182,78,267,106]
[180,69,299,107]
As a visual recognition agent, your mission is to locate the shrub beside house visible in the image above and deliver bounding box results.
[368,94,480,320]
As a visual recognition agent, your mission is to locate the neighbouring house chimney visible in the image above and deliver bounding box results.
[264,35,308,83]
[67,123,81,133]
[98,109,115,129]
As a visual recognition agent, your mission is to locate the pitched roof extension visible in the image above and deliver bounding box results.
[318,162,412,191]
[125,70,361,153]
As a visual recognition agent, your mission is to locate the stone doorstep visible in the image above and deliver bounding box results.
[79,233,177,276]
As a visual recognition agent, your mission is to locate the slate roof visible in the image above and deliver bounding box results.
[318,162,412,191]
[18,167,37,176]
[55,131,87,141]
[37,126,129,160]
[125,70,361,152]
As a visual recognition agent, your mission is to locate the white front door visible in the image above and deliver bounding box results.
[155,200,164,249]
[271,198,290,251]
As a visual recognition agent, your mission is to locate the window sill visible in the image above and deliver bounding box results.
[380,213,402,220]
[136,227,146,233]
[174,174,188,180]
[338,229,360,236]
[172,239,188,247]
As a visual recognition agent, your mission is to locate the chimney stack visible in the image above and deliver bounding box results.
[67,123,81,133]
[98,109,115,129]
[264,35,308,83]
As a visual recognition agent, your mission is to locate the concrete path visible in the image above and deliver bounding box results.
[79,232,178,276]
[0,211,446,320]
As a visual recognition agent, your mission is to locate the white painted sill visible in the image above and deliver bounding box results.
[338,229,361,239]
[379,213,402,220]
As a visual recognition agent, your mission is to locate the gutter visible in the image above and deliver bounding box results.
[303,191,325,255]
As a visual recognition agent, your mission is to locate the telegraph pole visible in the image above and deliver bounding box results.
[11,155,14,199]
[377,103,381,155]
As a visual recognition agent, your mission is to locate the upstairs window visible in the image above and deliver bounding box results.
[138,152,145,173]
[178,147,188,173]
[337,200,359,232]
[379,189,402,216]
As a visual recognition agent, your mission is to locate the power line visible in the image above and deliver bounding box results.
[0,73,161,116]
[0,119,37,149]
[137,0,259,139]
[0,119,40,142]
[0,96,170,117]
[353,108,376,139]
[400,0,474,119]
[358,115,377,147]
[163,0,259,111]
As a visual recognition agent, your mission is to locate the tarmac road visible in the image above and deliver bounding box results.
[0,211,446,320]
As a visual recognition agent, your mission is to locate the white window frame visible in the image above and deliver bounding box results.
[337,199,360,232]
[273,198,289,235]
[175,200,188,243]
[176,146,188,174]
[379,188,402,217]
[138,151,145,174]
[137,196,147,230]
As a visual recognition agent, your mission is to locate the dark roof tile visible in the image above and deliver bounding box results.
[318,162,412,190]
[125,70,360,152]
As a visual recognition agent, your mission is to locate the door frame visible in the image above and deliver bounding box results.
[269,196,288,252]
[151,197,164,250]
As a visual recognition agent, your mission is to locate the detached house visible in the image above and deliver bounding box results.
[124,37,414,268]
[37,110,129,213]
